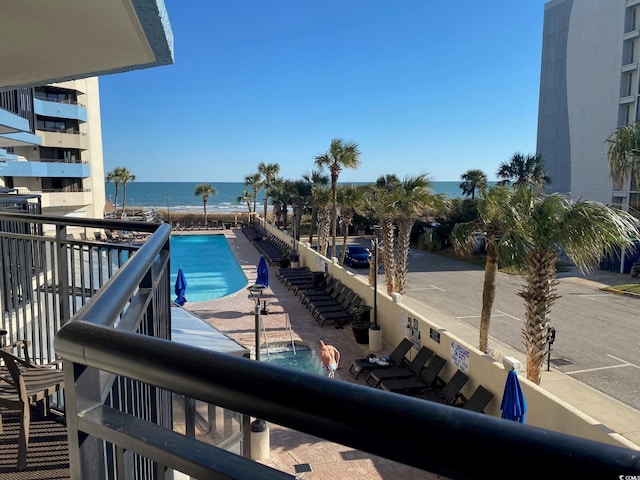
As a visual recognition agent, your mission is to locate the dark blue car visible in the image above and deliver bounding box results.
[344,245,371,268]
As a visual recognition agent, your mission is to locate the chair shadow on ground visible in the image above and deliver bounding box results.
[0,410,69,475]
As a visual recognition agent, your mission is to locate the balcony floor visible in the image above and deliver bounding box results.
[0,410,69,479]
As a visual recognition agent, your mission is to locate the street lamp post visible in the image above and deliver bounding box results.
[247,284,269,459]
[370,226,383,352]
[247,284,266,361]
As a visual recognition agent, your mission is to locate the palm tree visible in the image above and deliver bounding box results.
[451,186,514,353]
[314,188,333,257]
[268,178,288,229]
[194,184,217,227]
[118,167,136,219]
[497,152,550,187]
[393,174,448,294]
[257,162,280,223]
[606,122,640,190]
[314,139,361,257]
[336,184,365,265]
[364,175,402,294]
[105,168,122,215]
[463,185,640,384]
[459,169,488,199]
[244,172,262,214]
[302,169,329,245]
[237,189,252,223]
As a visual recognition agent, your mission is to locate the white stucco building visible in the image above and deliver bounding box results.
[537,0,640,211]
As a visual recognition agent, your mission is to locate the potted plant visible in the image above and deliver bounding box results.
[279,246,291,268]
[288,250,300,268]
[350,305,372,344]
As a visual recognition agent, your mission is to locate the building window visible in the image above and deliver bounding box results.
[620,103,632,126]
[624,39,636,65]
[626,6,639,34]
[622,71,635,97]
[34,86,77,105]
[40,147,80,163]
[36,117,79,133]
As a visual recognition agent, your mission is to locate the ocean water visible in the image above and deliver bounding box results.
[105,181,469,214]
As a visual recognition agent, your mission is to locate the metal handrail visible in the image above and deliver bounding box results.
[55,320,640,479]
[0,212,637,478]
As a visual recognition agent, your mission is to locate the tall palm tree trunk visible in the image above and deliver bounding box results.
[331,178,338,255]
[479,240,499,353]
[382,220,396,295]
[394,217,412,294]
[121,188,128,219]
[308,208,317,245]
[519,248,560,384]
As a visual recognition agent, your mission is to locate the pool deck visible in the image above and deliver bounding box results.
[182,229,445,480]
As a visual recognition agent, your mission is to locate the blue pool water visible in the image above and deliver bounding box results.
[170,235,247,302]
[261,345,325,376]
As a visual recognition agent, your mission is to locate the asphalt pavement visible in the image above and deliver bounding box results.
[345,238,640,421]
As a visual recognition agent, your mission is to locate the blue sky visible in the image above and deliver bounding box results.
[100,0,548,183]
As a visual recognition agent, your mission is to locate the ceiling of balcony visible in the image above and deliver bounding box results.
[0,0,174,91]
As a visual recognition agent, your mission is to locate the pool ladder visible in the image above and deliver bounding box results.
[261,313,296,360]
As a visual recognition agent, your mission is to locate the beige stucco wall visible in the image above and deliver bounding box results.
[266,223,639,450]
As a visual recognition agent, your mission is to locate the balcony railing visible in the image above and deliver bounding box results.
[37,127,86,136]
[0,212,638,479]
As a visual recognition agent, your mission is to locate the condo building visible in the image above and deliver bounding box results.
[0,79,105,219]
[537,0,640,212]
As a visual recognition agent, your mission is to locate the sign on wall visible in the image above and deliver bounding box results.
[429,328,440,344]
[450,341,470,374]
[410,317,421,348]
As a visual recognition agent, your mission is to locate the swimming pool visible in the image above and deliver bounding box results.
[170,235,247,302]
[261,343,325,376]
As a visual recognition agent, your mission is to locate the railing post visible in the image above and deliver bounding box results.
[55,224,71,323]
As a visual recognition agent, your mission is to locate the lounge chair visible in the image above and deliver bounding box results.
[349,338,413,380]
[275,266,310,281]
[377,354,447,393]
[0,340,64,471]
[316,296,363,327]
[365,346,434,388]
[299,278,341,305]
[412,369,470,406]
[308,289,354,317]
[459,385,494,413]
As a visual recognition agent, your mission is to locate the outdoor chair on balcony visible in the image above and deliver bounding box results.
[0,340,64,471]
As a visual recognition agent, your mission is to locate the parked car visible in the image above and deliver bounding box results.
[344,245,372,268]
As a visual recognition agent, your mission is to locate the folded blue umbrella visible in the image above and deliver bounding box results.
[174,267,187,306]
[500,369,527,423]
[256,256,269,288]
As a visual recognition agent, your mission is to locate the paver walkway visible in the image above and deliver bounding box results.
[185,229,446,480]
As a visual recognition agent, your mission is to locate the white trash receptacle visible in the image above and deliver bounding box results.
[250,419,270,460]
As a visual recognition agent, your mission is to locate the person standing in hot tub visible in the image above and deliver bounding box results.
[317,339,340,379]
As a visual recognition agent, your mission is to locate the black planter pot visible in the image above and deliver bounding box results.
[351,324,370,344]
[279,258,291,268]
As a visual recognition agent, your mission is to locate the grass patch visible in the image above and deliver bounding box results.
[603,284,640,295]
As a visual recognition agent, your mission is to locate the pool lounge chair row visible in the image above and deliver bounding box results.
[276,269,363,327]
[298,275,364,327]
[350,340,494,413]
[243,228,290,265]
